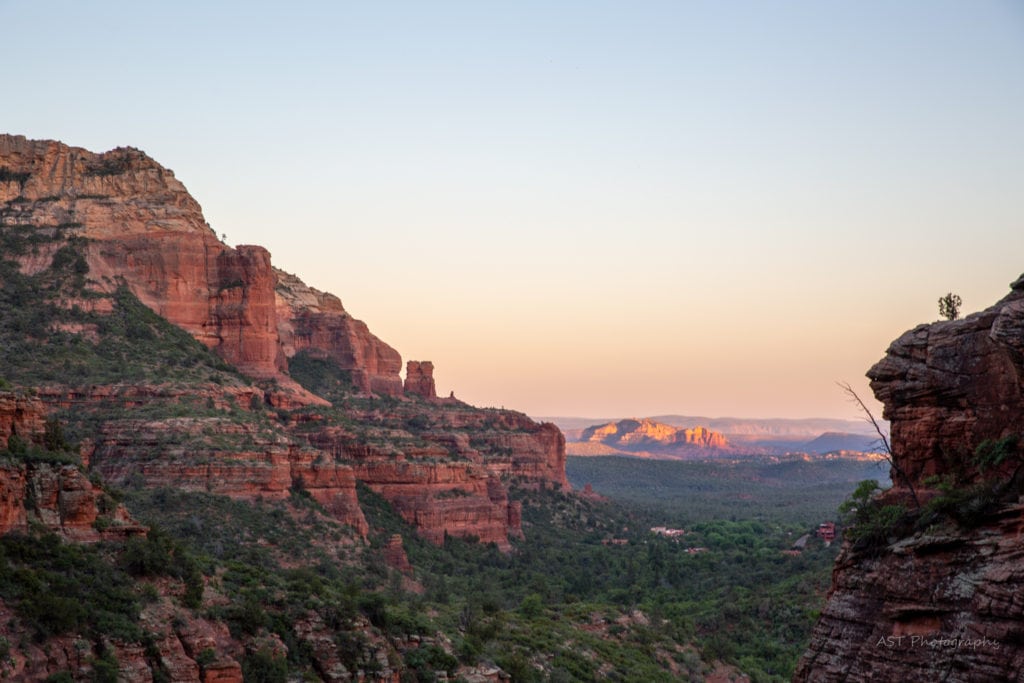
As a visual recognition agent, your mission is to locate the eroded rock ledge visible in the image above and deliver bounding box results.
[795,275,1024,682]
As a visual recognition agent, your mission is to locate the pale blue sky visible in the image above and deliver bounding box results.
[4,1,1023,418]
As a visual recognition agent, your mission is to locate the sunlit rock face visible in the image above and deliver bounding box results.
[795,274,1024,683]
[0,134,402,402]
[274,267,404,397]
[404,360,437,399]
[581,418,729,451]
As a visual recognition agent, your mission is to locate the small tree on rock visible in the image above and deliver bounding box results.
[938,292,962,321]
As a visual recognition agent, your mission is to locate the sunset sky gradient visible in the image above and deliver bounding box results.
[5,1,1023,419]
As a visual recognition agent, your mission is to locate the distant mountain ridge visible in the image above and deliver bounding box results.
[543,414,881,438]
[802,431,880,454]
[550,415,885,458]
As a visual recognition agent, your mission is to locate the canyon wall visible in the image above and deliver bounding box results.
[0,134,569,551]
[0,134,401,400]
[867,275,1024,487]
[795,275,1024,682]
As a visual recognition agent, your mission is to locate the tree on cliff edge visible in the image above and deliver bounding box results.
[939,292,962,321]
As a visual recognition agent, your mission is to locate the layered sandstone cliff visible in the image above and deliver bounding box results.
[0,391,45,450]
[0,134,400,400]
[795,275,1024,682]
[867,274,1024,487]
[0,391,144,541]
[274,268,403,396]
[297,403,565,549]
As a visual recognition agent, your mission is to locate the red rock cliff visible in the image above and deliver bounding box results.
[867,274,1024,487]
[274,268,403,396]
[0,392,46,450]
[404,361,437,399]
[795,274,1024,682]
[0,134,402,400]
[1,134,569,551]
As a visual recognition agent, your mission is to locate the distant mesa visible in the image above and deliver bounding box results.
[575,418,729,458]
[552,414,886,459]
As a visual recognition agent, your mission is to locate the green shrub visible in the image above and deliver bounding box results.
[90,646,119,683]
[195,648,216,668]
[0,532,142,641]
[241,647,288,683]
[402,645,458,682]
[924,479,1005,529]
[972,435,1021,475]
[43,418,70,451]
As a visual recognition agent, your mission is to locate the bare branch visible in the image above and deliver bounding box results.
[838,381,920,509]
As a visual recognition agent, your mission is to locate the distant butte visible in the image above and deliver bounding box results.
[577,418,730,456]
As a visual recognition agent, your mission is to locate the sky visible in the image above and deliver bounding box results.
[4,1,1023,420]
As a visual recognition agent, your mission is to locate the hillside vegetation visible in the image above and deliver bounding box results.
[0,204,860,681]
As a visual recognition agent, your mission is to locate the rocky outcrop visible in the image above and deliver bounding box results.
[85,413,369,536]
[794,504,1024,682]
[404,361,436,399]
[382,534,414,575]
[274,268,404,396]
[0,461,145,541]
[796,274,1024,682]
[0,391,46,450]
[0,595,248,683]
[299,402,566,548]
[0,391,144,540]
[0,134,399,401]
[580,418,729,454]
[868,275,1024,487]
[353,461,520,551]
[472,421,568,487]
[678,425,729,449]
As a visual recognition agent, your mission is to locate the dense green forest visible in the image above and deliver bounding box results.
[0,450,857,681]
[568,455,890,524]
